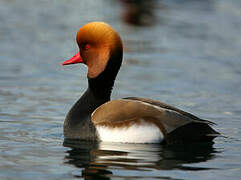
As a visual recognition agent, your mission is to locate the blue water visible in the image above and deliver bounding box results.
[0,0,241,179]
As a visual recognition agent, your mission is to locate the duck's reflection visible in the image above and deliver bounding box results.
[64,139,217,179]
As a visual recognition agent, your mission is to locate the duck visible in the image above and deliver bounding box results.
[62,22,219,144]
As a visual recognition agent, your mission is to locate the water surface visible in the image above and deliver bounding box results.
[0,0,241,179]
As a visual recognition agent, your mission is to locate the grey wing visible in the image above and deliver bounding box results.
[124,97,216,125]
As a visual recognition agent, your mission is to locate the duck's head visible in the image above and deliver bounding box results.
[62,22,123,79]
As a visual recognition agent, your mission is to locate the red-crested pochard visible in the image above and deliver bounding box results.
[62,22,219,144]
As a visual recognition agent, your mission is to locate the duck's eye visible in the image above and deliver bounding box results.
[84,44,90,51]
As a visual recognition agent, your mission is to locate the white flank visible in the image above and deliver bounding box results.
[96,121,164,143]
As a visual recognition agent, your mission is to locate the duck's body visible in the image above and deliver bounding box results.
[62,22,219,144]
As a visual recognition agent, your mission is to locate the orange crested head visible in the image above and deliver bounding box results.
[62,22,123,78]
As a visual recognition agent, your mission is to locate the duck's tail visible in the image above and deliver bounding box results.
[163,122,220,145]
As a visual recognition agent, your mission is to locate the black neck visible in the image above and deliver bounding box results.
[64,48,123,129]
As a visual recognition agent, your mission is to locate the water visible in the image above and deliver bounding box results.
[0,0,241,179]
